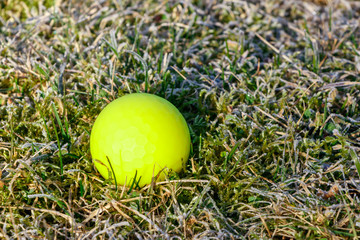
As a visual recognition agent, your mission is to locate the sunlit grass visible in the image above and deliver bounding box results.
[0,0,360,239]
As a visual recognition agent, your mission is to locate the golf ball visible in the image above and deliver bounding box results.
[90,93,190,187]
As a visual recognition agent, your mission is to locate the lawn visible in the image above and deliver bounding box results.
[1,0,360,239]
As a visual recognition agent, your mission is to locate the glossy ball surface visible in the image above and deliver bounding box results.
[90,93,190,187]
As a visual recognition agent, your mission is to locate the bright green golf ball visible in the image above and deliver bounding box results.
[90,93,190,187]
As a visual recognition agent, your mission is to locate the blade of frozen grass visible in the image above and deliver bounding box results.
[79,179,85,197]
[350,148,360,178]
[71,95,79,106]
[51,102,67,140]
[320,97,328,137]
[224,141,241,168]
[106,156,117,191]
[16,159,69,214]
[328,7,332,32]
[184,181,211,220]
[34,64,50,82]
[103,38,120,59]
[27,194,70,215]
[51,116,63,176]
[9,112,14,161]
[124,50,149,92]
[127,170,138,194]
[34,102,51,140]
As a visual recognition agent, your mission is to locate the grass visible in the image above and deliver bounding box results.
[0,0,360,239]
